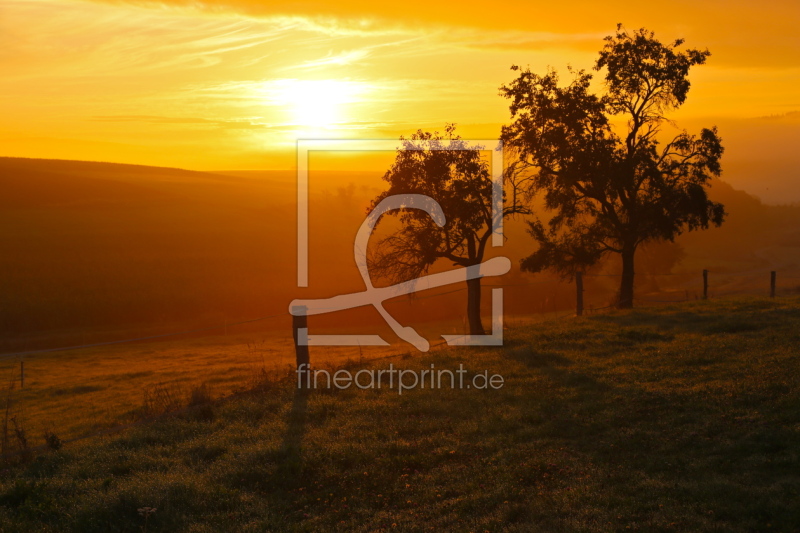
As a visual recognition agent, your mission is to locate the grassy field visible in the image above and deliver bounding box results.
[0,323,398,441]
[0,297,799,531]
[0,328,297,441]
[0,312,528,441]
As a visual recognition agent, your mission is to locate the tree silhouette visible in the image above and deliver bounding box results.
[369,125,521,335]
[500,25,726,308]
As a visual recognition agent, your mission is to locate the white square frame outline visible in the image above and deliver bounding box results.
[295,139,505,347]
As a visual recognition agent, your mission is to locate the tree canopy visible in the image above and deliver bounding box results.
[369,124,518,334]
[500,25,726,308]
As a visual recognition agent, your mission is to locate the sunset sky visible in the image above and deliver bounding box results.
[1,0,798,200]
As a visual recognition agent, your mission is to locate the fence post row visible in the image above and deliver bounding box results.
[571,268,780,315]
[292,305,310,388]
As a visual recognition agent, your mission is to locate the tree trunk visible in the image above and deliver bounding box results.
[466,277,486,335]
[618,244,635,309]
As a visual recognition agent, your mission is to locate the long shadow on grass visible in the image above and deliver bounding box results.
[587,299,800,337]
[273,386,308,484]
[506,345,616,397]
[507,346,574,368]
[509,329,800,529]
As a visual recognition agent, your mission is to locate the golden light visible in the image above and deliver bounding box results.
[265,79,369,128]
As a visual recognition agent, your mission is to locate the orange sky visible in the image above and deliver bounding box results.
[1,0,798,199]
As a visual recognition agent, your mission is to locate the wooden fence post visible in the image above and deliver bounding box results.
[703,269,709,300]
[576,272,584,317]
[292,305,310,388]
[770,271,776,298]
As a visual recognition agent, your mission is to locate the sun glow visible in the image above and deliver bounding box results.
[265,79,369,128]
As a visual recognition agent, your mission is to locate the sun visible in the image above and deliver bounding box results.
[265,79,368,129]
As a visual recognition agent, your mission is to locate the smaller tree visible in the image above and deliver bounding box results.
[369,125,521,335]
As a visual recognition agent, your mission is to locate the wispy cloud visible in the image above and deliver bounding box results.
[73,0,800,69]
[289,49,371,70]
[89,115,276,129]
[448,29,607,52]
[4,0,798,170]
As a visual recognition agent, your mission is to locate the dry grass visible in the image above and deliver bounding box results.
[0,296,798,531]
[0,319,434,442]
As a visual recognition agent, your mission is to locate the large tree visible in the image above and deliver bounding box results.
[369,125,520,335]
[500,25,725,308]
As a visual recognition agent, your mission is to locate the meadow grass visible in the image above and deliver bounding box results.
[0,297,798,531]
[0,313,513,442]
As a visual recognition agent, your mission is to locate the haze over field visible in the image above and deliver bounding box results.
[2,156,800,354]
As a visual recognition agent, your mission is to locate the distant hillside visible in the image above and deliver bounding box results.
[1,157,799,352]
[0,157,297,350]
[0,157,228,179]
